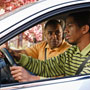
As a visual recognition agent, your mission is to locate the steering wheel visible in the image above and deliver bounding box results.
[0,48,17,66]
[0,48,18,84]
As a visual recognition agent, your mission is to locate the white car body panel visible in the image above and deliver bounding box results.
[1,75,90,90]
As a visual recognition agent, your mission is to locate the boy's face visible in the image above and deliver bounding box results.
[64,16,83,45]
[45,24,63,49]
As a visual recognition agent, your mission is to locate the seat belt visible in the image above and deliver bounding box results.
[45,48,47,60]
[76,55,90,75]
[44,43,48,60]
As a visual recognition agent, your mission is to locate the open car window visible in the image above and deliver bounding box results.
[0,0,90,90]
[5,22,44,50]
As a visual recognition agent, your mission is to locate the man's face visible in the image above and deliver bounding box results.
[45,24,63,49]
[64,16,83,45]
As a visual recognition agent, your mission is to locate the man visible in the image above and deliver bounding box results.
[0,19,70,82]
[24,19,70,60]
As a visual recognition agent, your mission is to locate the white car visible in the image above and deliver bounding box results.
[0,0,90,90]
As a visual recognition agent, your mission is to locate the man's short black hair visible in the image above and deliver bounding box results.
[67,11,90,31]
[44,19,64,30]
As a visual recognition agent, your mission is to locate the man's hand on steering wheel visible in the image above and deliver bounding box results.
[8,49,21,61]
[0,48,21,61]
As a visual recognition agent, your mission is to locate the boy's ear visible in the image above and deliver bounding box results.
[82,25,89,34]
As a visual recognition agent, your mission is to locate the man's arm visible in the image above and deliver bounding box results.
[18,54,65,77]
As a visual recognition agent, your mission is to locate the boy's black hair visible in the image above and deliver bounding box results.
[67,11,90,32]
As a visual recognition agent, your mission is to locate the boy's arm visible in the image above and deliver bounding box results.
[18,54,65,77]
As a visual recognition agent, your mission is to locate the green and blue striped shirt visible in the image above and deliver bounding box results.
[19,44,90,77]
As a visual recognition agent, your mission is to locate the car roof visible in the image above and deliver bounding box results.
[0,0,90,39]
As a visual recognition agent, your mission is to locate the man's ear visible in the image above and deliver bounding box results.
[82,25,89,34]
[43,30,47,40]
